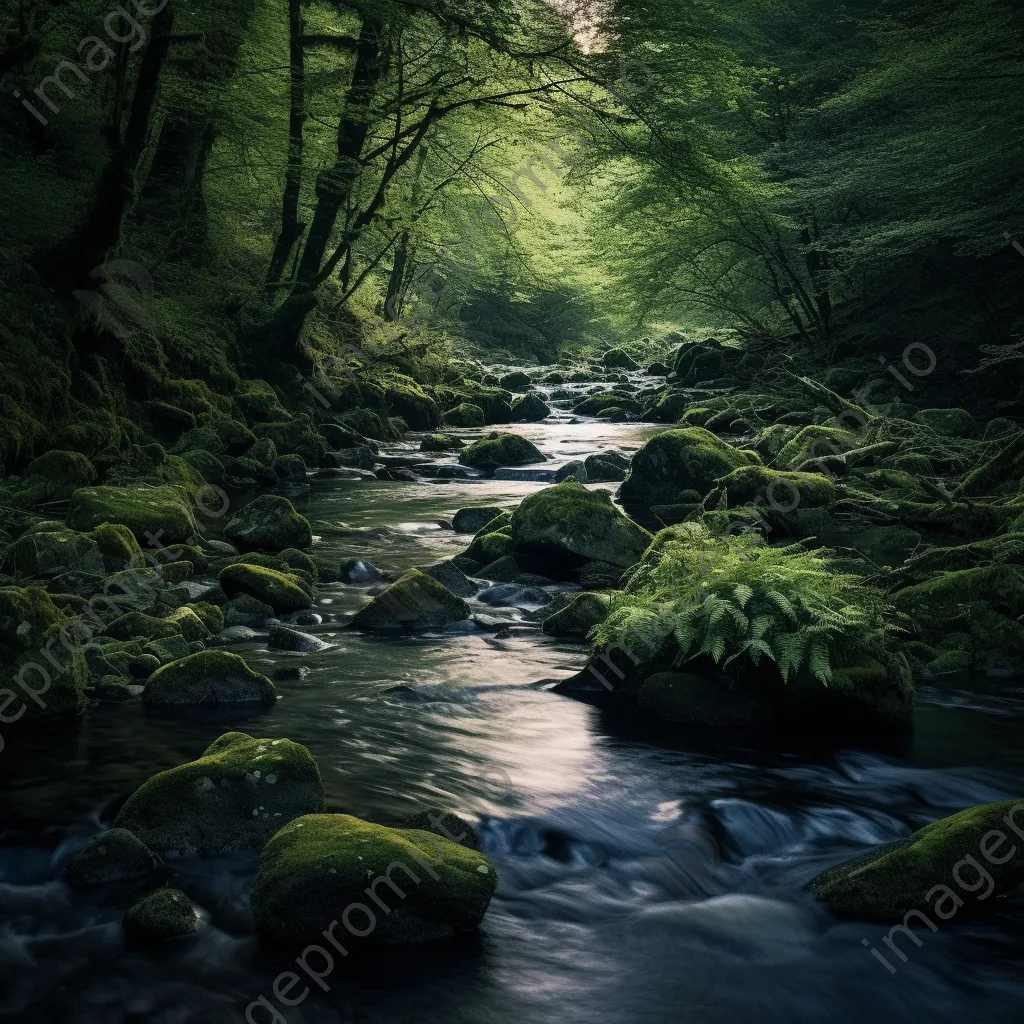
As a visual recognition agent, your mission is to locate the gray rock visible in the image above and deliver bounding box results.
[422,560,481,598]
[268,626,333,653]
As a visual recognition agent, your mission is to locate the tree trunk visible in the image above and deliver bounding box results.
[263,12,390,360]
[384,145,428,319]
[36,4,174,290]
[266,0,308,289]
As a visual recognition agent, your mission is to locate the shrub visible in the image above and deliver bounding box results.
[592,523,891,686]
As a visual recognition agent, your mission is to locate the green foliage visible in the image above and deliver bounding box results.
[592,523,890,685]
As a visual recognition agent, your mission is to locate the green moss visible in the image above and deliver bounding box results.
[542,591,611,636]
[176,449,225,485]
[809,799,1024,920]
[224,495,312,553]
[3,450,97,508]
[421,433,466,452]
[106,611,184,643]
[458,432,546,469]
[403,810,482,850]
[114,731,324,856]
[235,379,290,422]
[252,417,328,462]
[219,563,313,613]
[2,524,105,577]
[511,481,653,570]
[164,607,211,641]
[360,366,440,431]
[69,485,198,545]
[340,409,399,441]
[574,392,640,416]
[123,889,200,945]
[143,651,274,706]
[753,424,799,461]
[464,530,514,564]
[66,828,162,888]
[250,813,497,946]
[89,523,142,570]
[0,586,87,723]
[443,403,486,428]
[776,425,861,470]
[144,635,193,665]
[619,428,759,505]
[351,569,470,630]
[915,408,978,438]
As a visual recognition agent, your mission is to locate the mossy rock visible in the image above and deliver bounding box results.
[253,417,329,462]
[464,530,514,565]
[351,569,470,630]
[637,672,774,727]
[510,393,550,423]
[3,450,97,508]
[983,417,1018,442]
[90,523,142,570]
[511,481,652,571]
[143,635,193,665]
[145,401,198,440]
[808,799,1024,920]
[322,422,374,450]
[236,379,290,423]
[340,408,401,442]
[177,448,225,485]
[0,586,88,724]
[223,593,275,626]
[716,466,835,536]
[274,454,308,481]
[915,408,978,438]
[106,611,184,643]
[144,651,274,706]
[123,888,201,944]
[775,425,861,471]
[619,428,759,506]
[443,403,486,428]
[224,495,312,553]
[459,432,546,469]
[69,485,197,545]
[602,348,639,369]
[234,551,315,591]
[449,384,514,424]
[752,424,797,461]
[453,506,505,534]
[574,392,640,417]
[499,371,532,389]
[584,454,628,482]
[362,366,440,431]
[542,591,610,636]
[99,567,170,615]
[113,731,325,856]
[66,828,163,888]
[219,563,313,613]
[250,813,497,947]
[164,606,211,642]
[421,433,466,452]
[2,524,105,577]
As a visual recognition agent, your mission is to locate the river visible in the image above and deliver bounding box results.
[1,378,1023,1023]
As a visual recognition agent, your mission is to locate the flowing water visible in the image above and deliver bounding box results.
[2,377,1024,1024]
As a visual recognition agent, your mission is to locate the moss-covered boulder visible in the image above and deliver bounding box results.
[602,347,639,370]
[69,485,198,545]
[0,586,88,724]
[250,813,497,946]
[362,366,440,431]
[443,403,486,428]
[499,371,532,390]
[106,611,184,643]
[3,450,97,508]
[224,495,312,553]
[236,379,290,423]
[253,417,329,462]
[113,731,324,856]
[66,828,163,888]
[403,809,482,850]
[511,481,652,571]
[453,506,505,534]
[351,569,470,630]
[459,432,546,469]
[223,594,276,627]
[2,523,105,577]
[775,425,860,471]
[716,466,836,535]
[123,888,201,944]
[809,799,1024,920]
[143,651,275,706]
[915,408,978,438]
[464,530,514,565]
[510,393,550,423]
[619,428,759,505]
[584,454,628,482]
[219,563,313,613]
[637,672,775,727]
[542,591,610,636]
[573,392,640,417]
[421,433,466,452]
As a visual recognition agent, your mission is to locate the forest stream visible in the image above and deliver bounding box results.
[2,375,1023,1024]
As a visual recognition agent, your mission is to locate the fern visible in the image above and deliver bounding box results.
[592,524,892,688]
